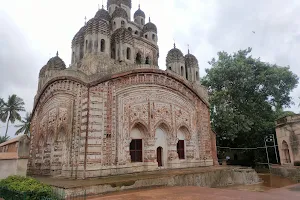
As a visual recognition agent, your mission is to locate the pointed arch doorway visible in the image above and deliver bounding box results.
[157,147,163,167]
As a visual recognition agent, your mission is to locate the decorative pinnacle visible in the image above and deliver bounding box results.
[149,16,151,22]
[84,16,87,25]
[102,0,104,9]
[56,51,59,57]
[138,4,140,9]
[173,39,176,48]
[98,4,100,10]
[188,44,190,54]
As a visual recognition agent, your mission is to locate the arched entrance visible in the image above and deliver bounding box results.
[157,147,163,167]
[130,123,147,163]
[155,123,169,167]
[282,140,291,163]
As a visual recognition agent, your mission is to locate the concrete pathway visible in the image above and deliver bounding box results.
[88,184,300,200]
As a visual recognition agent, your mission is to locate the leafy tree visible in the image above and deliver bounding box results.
[15,112,31,136]
[202,48,298,150]
[0,135,10,144]
[0,95,25,137]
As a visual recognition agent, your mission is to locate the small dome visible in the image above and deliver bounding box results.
[72,25,87,46]
[39,53,66,77]
[185,53,198,68]
[95,8,110,21]
[112,7,128,19]
[143,19,157,34]
[134,7,145,18]
[107,0,132,8]
[111,28,134,45]
[166,45,184,64]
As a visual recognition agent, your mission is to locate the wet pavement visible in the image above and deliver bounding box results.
[88,174,300,200]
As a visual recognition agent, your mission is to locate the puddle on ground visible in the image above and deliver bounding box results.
[223,174,296,192]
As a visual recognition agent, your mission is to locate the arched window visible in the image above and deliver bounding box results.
[94,40,98,52]
[85,40,88,52]
[128,27,132,32]
[121,20,125,27]
[141,18,144,25]
[127,47,131,60]
[196,71,199,81]
[113,21,116,28]
[185,66,188,79]
[145,56,150,64]
[101,39,105,52]
[168,66,172,70]
[135,31,138,35]
[88,41,92,53]
[136,53,142,64]
[181,66,184,76]
[80,47,84,59]
[72,52,75,63]
[152,34,155,41]
[111,48,116,59]
[282,140,291,163]
[145,34,148,39]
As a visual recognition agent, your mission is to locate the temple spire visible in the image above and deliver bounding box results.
[102,0,104,9]
[188,44,190,54]
[149,16,151,22]
[173,39,176,48]
[56,51,59,57]
[84,16,87,25]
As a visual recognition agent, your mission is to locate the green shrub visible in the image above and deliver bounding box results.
[0,176,58,200]
[294,161,300,166]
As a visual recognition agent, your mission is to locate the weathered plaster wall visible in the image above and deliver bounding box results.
[0,159,28,179]
[276,115,300,165]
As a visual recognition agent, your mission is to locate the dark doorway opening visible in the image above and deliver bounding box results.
[157,147,163,167]
[130,139,143,162]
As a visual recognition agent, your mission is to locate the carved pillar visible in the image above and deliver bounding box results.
[186,139,195,160]
[144,137,157,162]
[167,137,179,161]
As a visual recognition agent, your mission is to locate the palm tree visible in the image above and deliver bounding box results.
[0,98,4,115]
[15,112,31,136]
[0,135,10,144]
[0,95,25,137]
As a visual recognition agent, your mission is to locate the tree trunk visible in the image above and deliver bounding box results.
[5,120,9,138]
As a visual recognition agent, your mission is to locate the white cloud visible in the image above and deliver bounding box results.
[1,0,300,137]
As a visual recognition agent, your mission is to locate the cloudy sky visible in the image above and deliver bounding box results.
[1,0,300,137]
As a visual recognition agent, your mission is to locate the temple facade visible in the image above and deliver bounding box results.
[27,0,217,179]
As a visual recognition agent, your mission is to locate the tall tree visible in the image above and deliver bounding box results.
[202,48,298,149]
[0,95,25,137]
[15,112,31,136]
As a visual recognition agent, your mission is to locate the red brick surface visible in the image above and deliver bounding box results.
[89,185,300,200]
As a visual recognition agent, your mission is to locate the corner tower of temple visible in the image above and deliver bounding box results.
[166,45,200,83]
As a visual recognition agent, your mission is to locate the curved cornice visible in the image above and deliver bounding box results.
[32,68,209,116]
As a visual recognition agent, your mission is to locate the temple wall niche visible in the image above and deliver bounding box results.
[29,94,74,176]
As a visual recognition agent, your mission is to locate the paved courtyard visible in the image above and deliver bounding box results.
[89,185,300,200]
